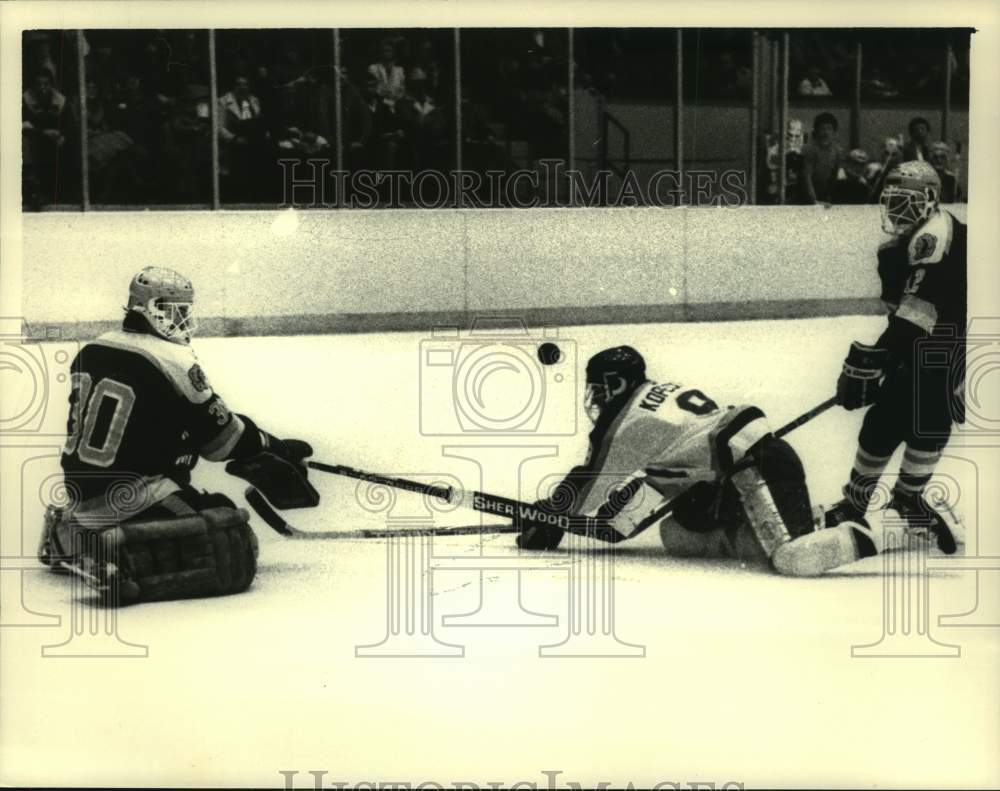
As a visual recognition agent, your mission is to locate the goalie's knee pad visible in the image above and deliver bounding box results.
[63,506,258,605]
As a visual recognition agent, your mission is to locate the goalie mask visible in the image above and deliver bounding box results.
[126,266,197,345]
[879,160,941,236]
[584,346,646,424]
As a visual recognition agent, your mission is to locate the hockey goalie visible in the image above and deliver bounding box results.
[515,345,853,576]
[38,266,319,605]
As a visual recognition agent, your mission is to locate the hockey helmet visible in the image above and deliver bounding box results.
[584,346,646,423]
[126,266,197,344]
[879,160,941,236]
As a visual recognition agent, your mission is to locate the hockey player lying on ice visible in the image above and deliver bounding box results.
[514,343,960,576]
[38,267,319,604]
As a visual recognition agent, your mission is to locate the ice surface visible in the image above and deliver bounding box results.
[2,316,998,788]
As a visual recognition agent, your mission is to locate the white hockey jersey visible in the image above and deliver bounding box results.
[558,380,772,528]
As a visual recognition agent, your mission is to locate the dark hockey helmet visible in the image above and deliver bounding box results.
[584,346,647,423]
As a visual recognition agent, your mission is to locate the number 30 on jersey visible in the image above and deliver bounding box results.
[63,372,136,467]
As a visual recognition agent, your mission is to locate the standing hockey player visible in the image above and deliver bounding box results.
[820,160,966,562]
[516,345,830,576]
[39,266,319,604]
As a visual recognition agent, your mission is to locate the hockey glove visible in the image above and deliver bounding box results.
[226,417,319,510]
[516,500,565,550]
[836,341,888,410]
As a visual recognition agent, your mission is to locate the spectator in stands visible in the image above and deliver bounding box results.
[219,76,262,145]
[397,67,449,172]
[167,83,213,203]
[929,141,962,202]
[831,148,872,204]
[113,74,157,145]
[763,118,804,204]
[23,31,58,92]
[800,112,843,205]
[22,67,67,209]
[412,39,442,95]
[278,126,330,156]
[798,66,833,97]
[863,136,903,203]
[902,116,932,162]
[218,76,265,199]
[710,51,750,99]
[75,78,144,203]
[367,39,406,108]
[345,72,403,173]
[861,66,899,99]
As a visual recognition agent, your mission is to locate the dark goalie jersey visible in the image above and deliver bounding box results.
[877,210,967,346]
[61,328,245,513]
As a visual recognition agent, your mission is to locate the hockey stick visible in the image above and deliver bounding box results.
[247,397,838,541]
[305,461,621,540]
[244,487,518,540]
[772,395,838,440]
[626,395,839,539]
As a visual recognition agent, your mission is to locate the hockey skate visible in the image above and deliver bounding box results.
[822,497,870,530]
[886,489,964,555]
[37,505,71,574]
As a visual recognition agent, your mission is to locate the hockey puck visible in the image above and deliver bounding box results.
[537,342,562,365]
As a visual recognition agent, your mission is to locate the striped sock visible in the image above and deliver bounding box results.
[845,446,892,513]
[895,445,943,499]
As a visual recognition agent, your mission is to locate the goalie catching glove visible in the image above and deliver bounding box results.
[836,341,888,410]
[225,416,320,510]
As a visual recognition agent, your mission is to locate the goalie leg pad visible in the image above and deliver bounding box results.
[88,506,257,605]
[730,465,791,558]
[772,521,881,577]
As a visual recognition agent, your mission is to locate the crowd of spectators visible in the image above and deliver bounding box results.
[341,34,453,183]
[23,28,970,209]
[791,29,969,102]
[763,112,962,205]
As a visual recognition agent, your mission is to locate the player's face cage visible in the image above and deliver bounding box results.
[585,376,627,424]
[880,185,937,235]
[148,299,197,344]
